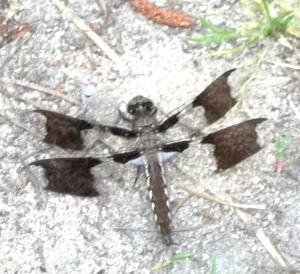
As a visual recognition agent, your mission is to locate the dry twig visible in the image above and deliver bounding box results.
[50,0,125,69]
[267,61,300,70]
[235,207,288,268]
[6,78,81,105]
[178,182,296,270]
[177,183,266,210]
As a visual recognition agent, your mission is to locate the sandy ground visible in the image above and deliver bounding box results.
[0,0,300,273]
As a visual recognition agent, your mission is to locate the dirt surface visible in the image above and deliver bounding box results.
[0,0,300,273]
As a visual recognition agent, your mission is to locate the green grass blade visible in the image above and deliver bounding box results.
[152,259,172,271]
[199,16,234,33]
[254,24,273,38]
[208,39,258,56]
[261,0,273,21]
[151,252,193,271]
[253,0,273,16]
[241,25,271,39]
[188,31,242,44]
[275,134,292,159]
[272,11,294,28]
[209,256,217,274]
[171,251,193,261]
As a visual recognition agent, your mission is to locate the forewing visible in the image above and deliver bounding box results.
[30,157,101,196]
[201,118,266,170]
[34,109,94,150]
[156,69,236,133]
[192,69,237,124]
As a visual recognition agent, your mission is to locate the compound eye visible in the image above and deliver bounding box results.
[144,102,153,110]
[128,107,133,114]
[128,104,137,114]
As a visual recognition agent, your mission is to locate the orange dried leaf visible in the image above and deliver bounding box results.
[131,0,195,28]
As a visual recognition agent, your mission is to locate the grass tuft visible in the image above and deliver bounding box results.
[188,0,300,56]
[151,251,193,270]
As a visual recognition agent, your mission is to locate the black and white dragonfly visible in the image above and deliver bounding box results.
[29,69,266,245]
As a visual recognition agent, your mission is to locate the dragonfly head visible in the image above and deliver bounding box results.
[127,95,157,116]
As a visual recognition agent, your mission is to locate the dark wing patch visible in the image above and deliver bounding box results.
[35,109,94,150]
[111,149,141,164]
[201,118,266,170]
[30,157,101,196]
[156,112,180,133]
[192,69,237,124]
[104,126,139,138]
[161,140,191,153]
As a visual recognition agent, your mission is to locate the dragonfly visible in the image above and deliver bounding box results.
[29,69,266,245]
